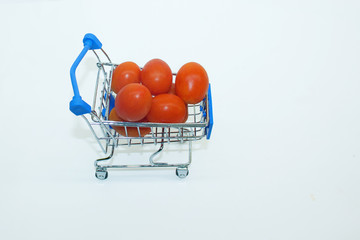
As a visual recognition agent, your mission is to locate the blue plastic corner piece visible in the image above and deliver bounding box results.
[206,83,213,140]
[83,33,102,50]
[70,96,92,116]
[101,93,115,118]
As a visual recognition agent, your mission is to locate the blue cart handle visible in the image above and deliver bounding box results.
[206,83,213,140]
[69,33,102,116]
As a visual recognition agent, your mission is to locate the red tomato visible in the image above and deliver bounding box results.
[115,83,152,122]
[141,59,173,95]
[111,61,141,94]
[146,94,187,123]
[175,62,209,104]
[109,109,151,137]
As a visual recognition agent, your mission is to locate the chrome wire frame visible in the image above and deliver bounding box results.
[82,49,209,172]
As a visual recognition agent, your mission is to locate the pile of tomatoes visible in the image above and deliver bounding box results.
[109,58,209,137]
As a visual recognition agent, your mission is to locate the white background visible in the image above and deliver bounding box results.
[1,0,360,239]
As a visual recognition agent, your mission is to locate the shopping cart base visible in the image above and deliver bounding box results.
[94,141,192,179]
[95,165,189,179]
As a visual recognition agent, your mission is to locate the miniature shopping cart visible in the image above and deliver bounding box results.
[69,33,213,179]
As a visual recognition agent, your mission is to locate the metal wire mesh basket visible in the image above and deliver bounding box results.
[70,34,213,179]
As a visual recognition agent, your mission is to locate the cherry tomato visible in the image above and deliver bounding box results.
[111,61,141,94]
[109,109,151,137]
[146,94,187,123]
[115,83,152,122]
[141,59,173,95]
[175,62,209,104]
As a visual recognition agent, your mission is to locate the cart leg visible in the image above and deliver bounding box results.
[175,140,192,179]
[149,142,165,165]
[94,144,114,180]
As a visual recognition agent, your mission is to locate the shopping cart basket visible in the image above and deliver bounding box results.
[69,33,213,179]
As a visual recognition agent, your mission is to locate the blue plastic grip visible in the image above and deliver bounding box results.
[206,83,213,140]
[69,33,102,116]
[101,93,115,118]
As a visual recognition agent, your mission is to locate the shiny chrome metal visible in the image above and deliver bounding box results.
[149,129,165,165]
[100,48,112,63]
[94,143,115,167]
[81,114,106,154]
[149,142,164,165]
[95,140,193,175]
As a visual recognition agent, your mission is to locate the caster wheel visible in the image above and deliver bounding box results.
[95,169,108,180]
[176,167,189,179]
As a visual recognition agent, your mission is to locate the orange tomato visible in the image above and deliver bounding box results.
[141,59,173,95]
[115,83,152,122]
[111,61,141,94]
[175,62,209,104]
[146,94,187,123]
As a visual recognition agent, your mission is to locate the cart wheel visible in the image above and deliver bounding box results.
[95,169,108,180]
[176,167,189,179]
